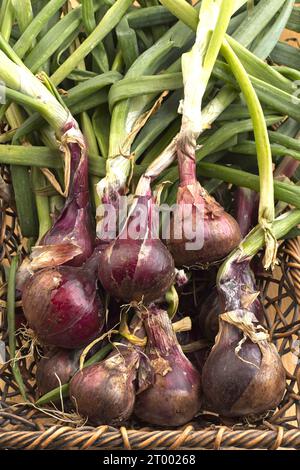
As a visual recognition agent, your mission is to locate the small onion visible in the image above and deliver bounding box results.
[69,315,145,425]
[167,182,241,267]
[36,348,81,397]
[98,195,175,303]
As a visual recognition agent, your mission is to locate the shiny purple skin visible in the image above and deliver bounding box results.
[167,187,241,268]
[134,307,201,427]
[234,187,259,238]
[22,265,104,349]
[202,318,286,418]
[42,142,94,266]
[98,238,175,303]
[36,348,80,397]
[70,346,140,426]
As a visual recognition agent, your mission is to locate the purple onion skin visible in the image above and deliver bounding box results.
[43,199,94,267]
[99,238,175,303]
[98,195,175,303]
[167,185,241,267]
[134,307,201,427]
[36,348,81,397]
[42,142,94,266]
[69,315,145,425]
[69,346,139,426]
[202,317,286,417]
[22,264,104,349]
[234,188,259,238]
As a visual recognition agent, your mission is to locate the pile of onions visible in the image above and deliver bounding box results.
[98,181,175,304]
[22,256,104,349]
[69,315,145,425]
[134,306,201,426]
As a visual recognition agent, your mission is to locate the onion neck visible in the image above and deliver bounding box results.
[144,306,184,361]
[177,134,198,187]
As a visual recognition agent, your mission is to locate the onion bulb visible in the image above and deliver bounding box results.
[69,315,145,425]
[98,194,175,303]
[36,348,81,397]
[166,140,241,267]
[22,260,104,349]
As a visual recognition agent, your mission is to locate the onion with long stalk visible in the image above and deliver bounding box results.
[69,313,146,426]
[0,45,93,269]
[0,44,104,347]
[159,0,278,270]
[98,173,176,304]
[164,0,242,266]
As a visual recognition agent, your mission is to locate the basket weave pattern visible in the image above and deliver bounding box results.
[1,196,300,450]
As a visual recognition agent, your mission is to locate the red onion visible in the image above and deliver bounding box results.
[22,257,104,349]
[36,348,81,397]
[98,191,175,303]
[202,308,286,418]
[166,140,241,267]
[134,306,201,426]
[202,255,285,418]
[69,315,145,425]
[217,259,265,322]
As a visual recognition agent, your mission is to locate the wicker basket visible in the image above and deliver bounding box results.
[1,197,300,451]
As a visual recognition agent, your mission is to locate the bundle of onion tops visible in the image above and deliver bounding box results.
[1,0,300,428]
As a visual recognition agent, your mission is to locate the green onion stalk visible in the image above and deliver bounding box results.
[95,0,248,228]
[136,0,242,269]
[220,39,277,269]
[151,0,279,268]
[0,46,94,270]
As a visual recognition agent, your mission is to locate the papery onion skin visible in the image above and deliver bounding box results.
[22,265,104,349]
[166,183,241,267]
[69,346,139,426]
[202,311,286,418]
[134,307,201,427]
[42,143,94,266]
[36,348,81,397]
